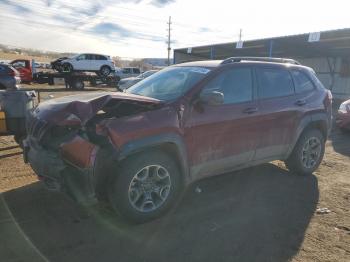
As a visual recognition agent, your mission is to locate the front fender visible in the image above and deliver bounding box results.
[117,133,190,184]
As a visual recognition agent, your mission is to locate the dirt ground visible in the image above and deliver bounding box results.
[0,85,349,262]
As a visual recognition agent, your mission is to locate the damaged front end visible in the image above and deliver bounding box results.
[24,92,161,205]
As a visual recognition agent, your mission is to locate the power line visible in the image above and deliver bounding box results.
[167,16,172,66]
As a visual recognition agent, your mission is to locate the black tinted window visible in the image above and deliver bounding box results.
[133,68,141,74]
[257,68,294,99]
[86,54,94,60]
[291,70,315,93]
[96,55,107,60]
[203,67,253,104]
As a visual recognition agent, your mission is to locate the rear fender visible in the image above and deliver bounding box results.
[285,113,329,158]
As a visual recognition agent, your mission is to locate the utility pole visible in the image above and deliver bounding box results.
[239,28,242,41]
[167,16,172,66]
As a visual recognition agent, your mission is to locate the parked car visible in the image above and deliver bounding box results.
[10,59,33,83]
[53,54,115,76]
[336,99,350,132]
[116,67,141,79]
[24,57,332,223]
[118,70,158,90]
[0,64,20,90]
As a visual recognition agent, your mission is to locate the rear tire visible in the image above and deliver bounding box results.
[108,150,183,223]
[100,65,111,76]
[73,79,84,90]
[285,129,325,175]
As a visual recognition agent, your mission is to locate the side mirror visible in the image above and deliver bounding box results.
[200,90,224,106]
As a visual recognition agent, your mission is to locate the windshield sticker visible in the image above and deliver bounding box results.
[190,67,210,74]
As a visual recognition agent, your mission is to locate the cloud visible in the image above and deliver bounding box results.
[0,0,32,13]
[89,22,166,43]
[91,22,133,38]
[198,27,214,33]
[151,0,176,7]
[45,0,54,7]
[58,3,103,17]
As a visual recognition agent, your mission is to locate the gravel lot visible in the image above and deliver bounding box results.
[0,85,349,262]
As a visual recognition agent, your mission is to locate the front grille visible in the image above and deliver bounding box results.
[26,114,50,141]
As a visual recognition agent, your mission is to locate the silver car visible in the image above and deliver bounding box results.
[118,70,158,90]
[0,64,20,90]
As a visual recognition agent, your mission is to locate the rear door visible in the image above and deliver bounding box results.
[96,55,107,69]
[85,54,96,71]
[186,65,260,178]
[254,65,298,160]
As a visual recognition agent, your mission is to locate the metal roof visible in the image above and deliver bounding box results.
[174,28,350,62]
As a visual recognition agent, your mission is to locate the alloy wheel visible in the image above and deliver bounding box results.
[301,137,322,169]
[128,165,172,213]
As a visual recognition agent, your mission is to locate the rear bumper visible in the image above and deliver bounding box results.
[24,137,98,206]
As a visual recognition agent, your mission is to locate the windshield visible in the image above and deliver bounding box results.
[126,66,211,101]
[140,71,155,78]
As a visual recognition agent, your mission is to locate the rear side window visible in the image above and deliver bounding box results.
[133,68,141,74]
[86,54,95,60]
[96,55,107,60]
[257,68,294,99]
[291,70,315,93]
[203,67,253,104]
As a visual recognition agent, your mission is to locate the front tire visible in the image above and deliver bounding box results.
[285,129,325,175]
[108,151,183,223]
[63,63,73,72]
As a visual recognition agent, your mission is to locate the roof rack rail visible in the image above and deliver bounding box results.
[221,57,301,65]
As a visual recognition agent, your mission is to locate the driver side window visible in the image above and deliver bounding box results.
[77,54,86,60]
[12,61,25,68]
[203,67,253,104]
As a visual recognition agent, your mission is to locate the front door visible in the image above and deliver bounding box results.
[185,66,260,179]
[74,54,87,70]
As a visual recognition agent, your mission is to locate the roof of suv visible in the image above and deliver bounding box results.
[174,57,304,69]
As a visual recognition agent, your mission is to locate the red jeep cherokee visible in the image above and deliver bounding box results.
[24,57,332,223]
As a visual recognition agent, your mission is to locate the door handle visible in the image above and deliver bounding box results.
[243,107,258,114]
[295,99,307,106]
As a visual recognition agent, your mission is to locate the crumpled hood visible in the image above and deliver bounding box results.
[32,92,161,126]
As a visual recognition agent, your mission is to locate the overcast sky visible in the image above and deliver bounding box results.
[0,0,349,58]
